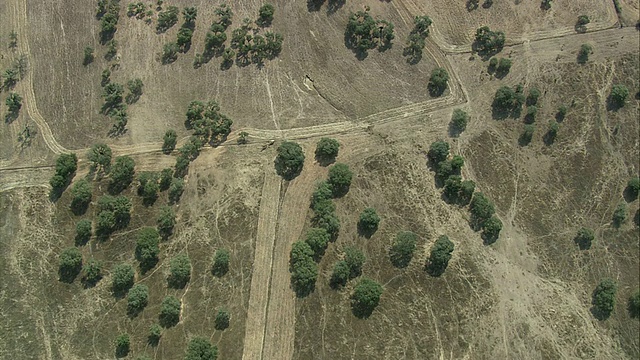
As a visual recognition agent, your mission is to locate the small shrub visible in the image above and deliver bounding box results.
[526,88,541,106]
[609,84,629,109]
[519,124,535,146]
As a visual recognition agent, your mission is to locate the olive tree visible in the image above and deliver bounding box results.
[315,137,340,164]
[157,206,176,238]
[115,333,130,357]
[112,263,135,296]
[304,227,330,260]
[70,179,92,215]
[88,143,112,174]
[127,284,149,316]
[75,219,93,246]
[109,156,135,194]
[428,67,449,97]
[185,337,218,360]
[609,84,629,109]
[257,3,275,26]
[136,227,160,272]
[469,192,495,228]
[163,129,178,154]
[212,248,230,277]
[214,308,230,330]
[83,258,102,286]
[450,109,469,135]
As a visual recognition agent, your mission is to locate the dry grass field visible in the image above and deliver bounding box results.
[0,0,639,359]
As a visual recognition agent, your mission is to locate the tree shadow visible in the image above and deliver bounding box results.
[351,301,375,319]
[327,0,346,15]
[315,154,336,167]
[403,47,423,65]
[518,132,533,146]
[115,345,129,358]
[81,274,101,289]
[482,231,499,245]
[307,0,325,12]
[70,199,90,216]
[167,274,189,289]
[629,297,640,318]
[425,262,446,277]
[606,95,624,111]
[127,305,145,319]
[448,122,463,138]
[590,305,612,321]
[4,111,19,124]
[543,130,557,146]
[428,83,447,97]
[574,234,592,250]
[634,208,639,227]
[357,221,377,239]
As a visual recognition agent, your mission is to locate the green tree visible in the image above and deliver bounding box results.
[161,42,179,64]
[112,263,135,296]
[474,26,505,55]
[519,124,535,146]
[330,260,350,288]
[469,192,495,228]
[545,120,560,145]
[5,92,22,114]
[83,258,102,286]
[304,227,330,260]
[70,179,92,214]
[413,15,433,35]
[556,105,568,121]
[159,295,181,327]
[443,175,462,202]
[358,208,380,237]
[115,333,130,358]
[592,278,616,320]
[577,43,592,64]
[159,168,173,191]
[102,83,123,111]
[450,109,469,135]
[258,3,275,26]
[127,284,149,316]
[59,247,83,282]
[157,206,176,238]
[75,219,93,246]
[496,58,512,76]
[327,163,353,197]
[428,67,449,96]
[177,27,194,51]
[574,227,595,250]
[169,177,185,203]
[275,141,305,180]
[460,179,476,204]
[612,202,627,227]
[311,181,333,208]
[96,210,117,236]
[526,88,541,106]
[482,216,502,244]
[344,246,365,279]
[100,12,118,42]
[428,140,450,164]
[83,46,94,65]
[88,143,113,173]
[101,68,111,87]
[212,248,230,277]
[351,278,383,318]
[214,4,233,29]
[54,153,78,180]
[105,40,118,60]
[609,84,629,109]
[182,6,198,24]
[148,324,162,346]
[109,156,135,194]
[214,308,230,330]
[125,78,143,104]
[157,5,179,33]
[290,240,314,267]
[426,235,454,276]
[291,256,318,297]
[389,231,417,268]
[169,253,191,288]
[315,138,340,164]
[138,171,159,205]
[576,15,590,33]
[136,227,160,272]
[626,177,640,200]
[163,129,178,154]
[174,154,190,178]
[185,337,218,360]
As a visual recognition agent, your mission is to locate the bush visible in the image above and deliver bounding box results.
[161,42,179,64]
[185,337,218,360]
[315,138,340,164]
[351,278,383,318]
[169,254,191,288]
[75,219,92,245]
[70,179,92,214]
[327,163,353,197]
[159,295,181,327]
[115,333,130,358]
[125,78,143,104]
[157,5,179,33]
[612,202,627,227]
[482,216,502,244]
[574,227,595,250]
[626,177,640,200]
[426,235,454,276]
[127,284,149,316]
[389,231,417,268]
[59,247,83,282]
[83,258,102,286]
[177,27,194,51]
[136,227,160,272]
[519,124,535,146]
[358,208,380,237]
[275,141,305,180]
[344,246,365,279]
[109,156,135,194]
[148,324,162,346]
[169,178,185,203]
[157,206,176,238]
[330,260,350,288]
[258,3,275,26]
[474,26,505,55]
[577,43,592,64]
[450,109,469,135]
[83,46,94,65]
[304,227,330,260]
[428,140,450,164]
[214,308,230,330]
[609,84,629,109]
[112,263,135,296]
[162,129,178,154]
[556,105,568,121]
[88,143,113,173]
[469,192,495,228]
[428,67,449,96]
[496,58,512,76]
[212,249,230,277]
[545,120,559,144]
[592,279,616,320]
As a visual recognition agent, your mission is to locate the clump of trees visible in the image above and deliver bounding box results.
[351,277,382,318]
[474,26,505,56]
[492,84,525,119]
[304,227,330,260]
[275,141,305,180]
[315,137,340,165]
[404,15,432,63]
[212,248,230,277]
[88,143,113,175]
[428,140,475,205]
[428,68,449,97]
[49,153,78,198]
[488,57,512,78]
[176,7,198,52]
[96,195,132,237]
[159,295,181,327]
[136,227,160,272]
[168,253,191,288]
[157,5,179,33]
[358,208,380,237]
[112,263,135,297]
[98,0,121,43]
[330,246,366,289]
[289,240,318,297]
[127,2,147,18]
[59,247,83,282]
[185,100,233,146]
[592,278,616,320]
[311,185,341,238]
[185,337,218,360]
[228,19,284,67]
[389,231,417,268]
[344,9,395,57]
[426,235,454,276]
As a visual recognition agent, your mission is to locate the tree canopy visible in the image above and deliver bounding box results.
[275,141,305,180]
[212,248,230,277]
[185,337,218,360]
[327,163,353,197]
[127,284,149,316]
[474,26,505,55]
[592,279,616,320]
[315,137,340,164]
[389,231,417,268]
[109,155,135,194]
[351,278,383,318]
[59,247,83,282]
[358,208,380,237]
[169,254,191,289]
[88,143,113,173]
[160,295,181,327]
[426,235,454,276]
[112,263,135,296]
[428,68,449,96]
[136,227,160,272]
